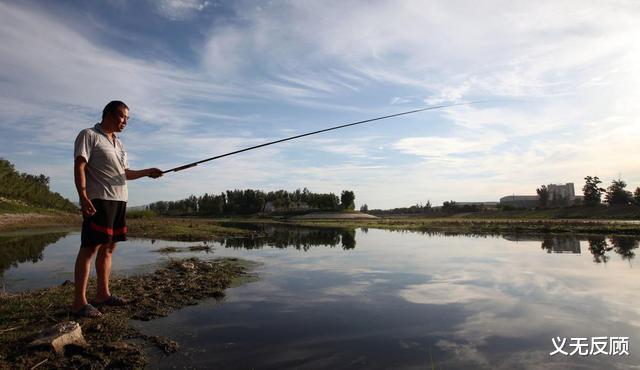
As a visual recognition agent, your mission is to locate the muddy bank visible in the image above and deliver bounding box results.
[0,257,256,369]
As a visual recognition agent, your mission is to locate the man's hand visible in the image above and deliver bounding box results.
[80,197,96,217]
[146,168,163,179]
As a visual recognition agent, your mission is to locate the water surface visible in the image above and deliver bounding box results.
[1,226,638,369]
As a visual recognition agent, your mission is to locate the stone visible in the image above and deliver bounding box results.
[181,262,195,270]
[29,321,87,355]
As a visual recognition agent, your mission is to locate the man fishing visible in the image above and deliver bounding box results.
[71,100,163,317]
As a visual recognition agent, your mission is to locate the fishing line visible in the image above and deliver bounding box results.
[163,100,492,173]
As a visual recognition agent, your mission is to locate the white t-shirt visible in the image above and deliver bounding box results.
[74,123,129,202]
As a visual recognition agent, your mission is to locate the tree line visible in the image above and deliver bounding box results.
[148,188,356,216]
[0,158,77,212]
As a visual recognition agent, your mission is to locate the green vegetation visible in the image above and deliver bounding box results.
[0,158,77,213]
[0,257,254,369]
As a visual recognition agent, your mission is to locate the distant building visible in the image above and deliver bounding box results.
[500,182,582,209]
[499,195,539,208]
[542,236,581,254]
[547,183,578,205]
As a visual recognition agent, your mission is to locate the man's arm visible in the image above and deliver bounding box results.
[74,156,96,216]
[125,168,163,180]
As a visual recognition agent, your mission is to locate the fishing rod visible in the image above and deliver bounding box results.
[163,100,489,173]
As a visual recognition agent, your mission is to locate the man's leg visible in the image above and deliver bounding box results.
[95,242,117,302]
[72,245,99,311]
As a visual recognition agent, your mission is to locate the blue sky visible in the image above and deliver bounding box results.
[0,0,638,208]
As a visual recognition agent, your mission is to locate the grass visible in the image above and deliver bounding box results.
[0,257,256,369]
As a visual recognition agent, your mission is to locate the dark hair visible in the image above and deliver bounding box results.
[102,100,129,119]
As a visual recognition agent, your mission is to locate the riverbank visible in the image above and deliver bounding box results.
[2,206,639,237]
[0,257,256,369]
[0,211,78,232]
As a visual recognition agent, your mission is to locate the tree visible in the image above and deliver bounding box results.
[442,200,458,213]
[0,158,76,212]
[604,179,632,205]
[582,176,604,206]
[536,185,549,207]
[633,187,640,205]
[340,190,355,210]
[359,204,368,212]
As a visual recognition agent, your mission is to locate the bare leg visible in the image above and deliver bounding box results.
[72,245,99,311]
[95,242,117,302]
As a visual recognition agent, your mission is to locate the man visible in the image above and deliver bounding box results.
[72,100,163,317]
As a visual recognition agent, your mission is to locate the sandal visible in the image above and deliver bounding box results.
[72,304,103,318]
[95,295,128,306]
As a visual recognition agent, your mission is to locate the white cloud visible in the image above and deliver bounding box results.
[154,0,211,20]
[399,282,515,305]
[392,135,503,158]
[1,1,640,207]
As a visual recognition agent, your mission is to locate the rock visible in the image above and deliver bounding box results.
[181,262,195,270]
[201,262,214,270]
[104,341,130,352]
[29,321,87,355]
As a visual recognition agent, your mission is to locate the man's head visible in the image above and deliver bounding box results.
[101,100,129,133]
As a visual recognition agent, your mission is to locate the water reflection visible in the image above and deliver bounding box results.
[2,226,639,368]
[0,232,67,274]
[541,235,581,254]
[220,224,639,263]
[588,236,610,263]
[502,233,639,262]
[220,224,357,250]
[610,236,638,261]
[136,227,640,369]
